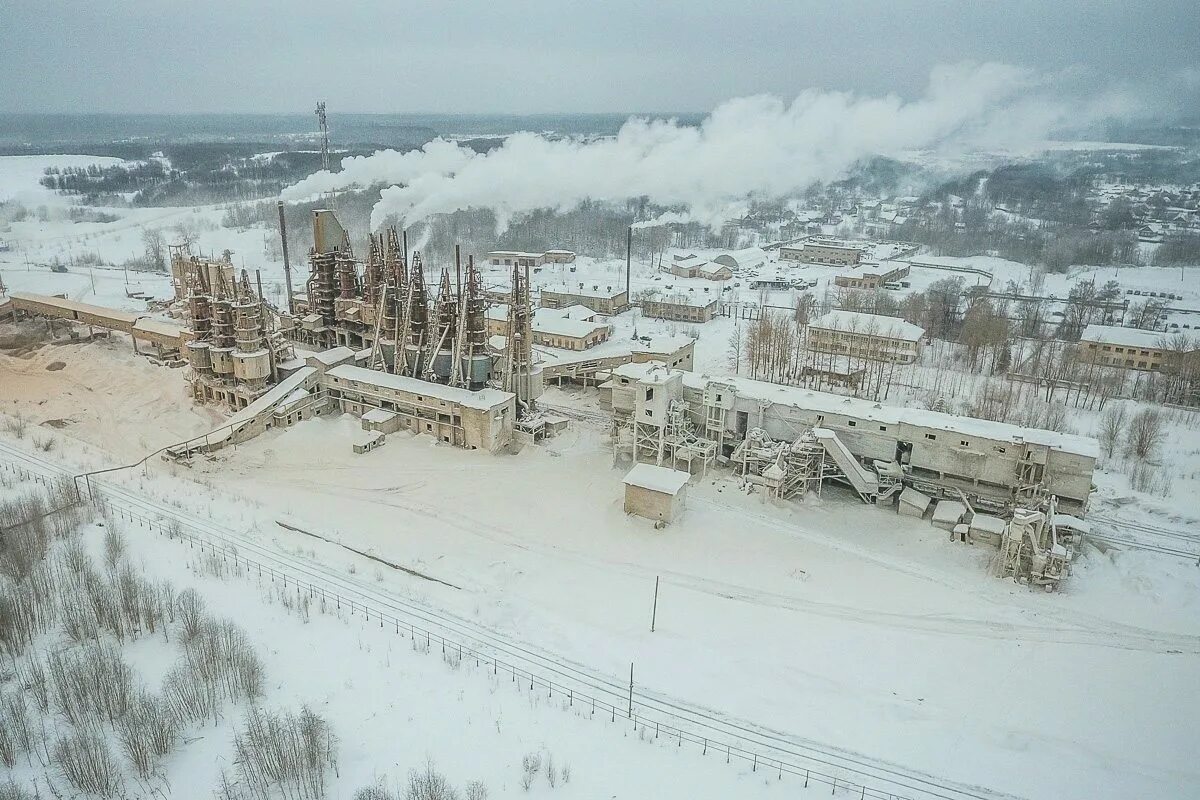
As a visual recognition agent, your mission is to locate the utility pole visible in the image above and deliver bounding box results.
[628,662,634,719]
[650,576,660,632]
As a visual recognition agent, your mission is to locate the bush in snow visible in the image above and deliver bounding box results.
[54,729,124,798]
[405,759,459,800]
[1125,407,1165,460]
[226,705,339,800]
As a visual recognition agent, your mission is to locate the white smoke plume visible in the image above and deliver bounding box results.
[630,211,695,229]
[281,63,1135,233]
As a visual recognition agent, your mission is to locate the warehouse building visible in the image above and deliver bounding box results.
[639,292,720,323]
[833,262,910,290]
[539,283,630,315]
[780,238,867,266]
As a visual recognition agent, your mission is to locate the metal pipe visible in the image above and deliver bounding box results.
[277,201,294,314]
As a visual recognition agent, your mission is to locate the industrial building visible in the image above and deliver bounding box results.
[806,310,924,364]
[486,304,612,350]
[833,262,911,289]
[1078,324,1171,371]
[539,283,630,316]
[166,345,517,459]
[537,334,695,386]
[7,292,190,363]
[604,361,1097,513]
[638,292,720,323]
[669,257,733,281]
[485,249,576,267]
[780,238,866,266]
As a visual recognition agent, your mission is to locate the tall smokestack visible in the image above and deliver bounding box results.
[454,244,462,300]
[625,226,632,297]
[277,201,293,313]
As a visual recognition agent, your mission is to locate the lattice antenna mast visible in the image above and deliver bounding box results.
[315,101,335,209]
[315,101,330,173]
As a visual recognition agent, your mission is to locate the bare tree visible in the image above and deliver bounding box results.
[142,228,167,272]
[1125,407,1165,460]
[1097,402,1129,460]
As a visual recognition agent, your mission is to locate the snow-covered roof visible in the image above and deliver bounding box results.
[541,283,625,299]
[362,407,396,424]
[132,317,187,339]
[672,256,707,270]
[668,368,1097,458]
[711,247,766,269]
[487,250,544,259]
[326,364,513,411]
[809,310,924,342]
[10,291,141,325]
[533,314,610,339]
[645,334,695,354]
[612,361,666,381]
[622,463,690,495]
[932,501,967,523]
[1080,324,1167,350]
[309,345,356,365]
[643,292,719,308]
[968,514,1007,534]
[557,304,597,320]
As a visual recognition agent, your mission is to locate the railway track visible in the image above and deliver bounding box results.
[0,438,1028,800]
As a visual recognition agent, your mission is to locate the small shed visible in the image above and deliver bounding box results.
[897,487,931,519]
[352,430,386,454]
[931,500,967,531]
[968,514,1007,547]
[622,464,690,525]
[362,407,401,434]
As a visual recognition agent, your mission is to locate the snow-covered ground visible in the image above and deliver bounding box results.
[0,465,805,800]
[1,340,1198,799]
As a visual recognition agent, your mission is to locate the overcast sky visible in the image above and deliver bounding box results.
[3,1,1198,117]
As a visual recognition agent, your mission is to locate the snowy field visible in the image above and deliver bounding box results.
[1,346,1198,798]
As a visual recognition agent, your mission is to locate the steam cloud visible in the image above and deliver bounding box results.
[281,63,1133,232]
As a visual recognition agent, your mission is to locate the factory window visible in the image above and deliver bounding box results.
[645,388,654,401]
[847,420,856,427]
[426,423,432,431]
[960,440,969,447]
[879,425,887,432]
[925,433,937,440]
[816,414,824,422]
[996,447,1006,454]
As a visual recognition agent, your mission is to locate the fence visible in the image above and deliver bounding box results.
[0,447,1009,800]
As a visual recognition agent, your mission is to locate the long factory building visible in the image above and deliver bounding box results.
[604,361,1098,512]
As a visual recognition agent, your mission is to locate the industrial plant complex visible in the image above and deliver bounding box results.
[0,209,1108,594]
